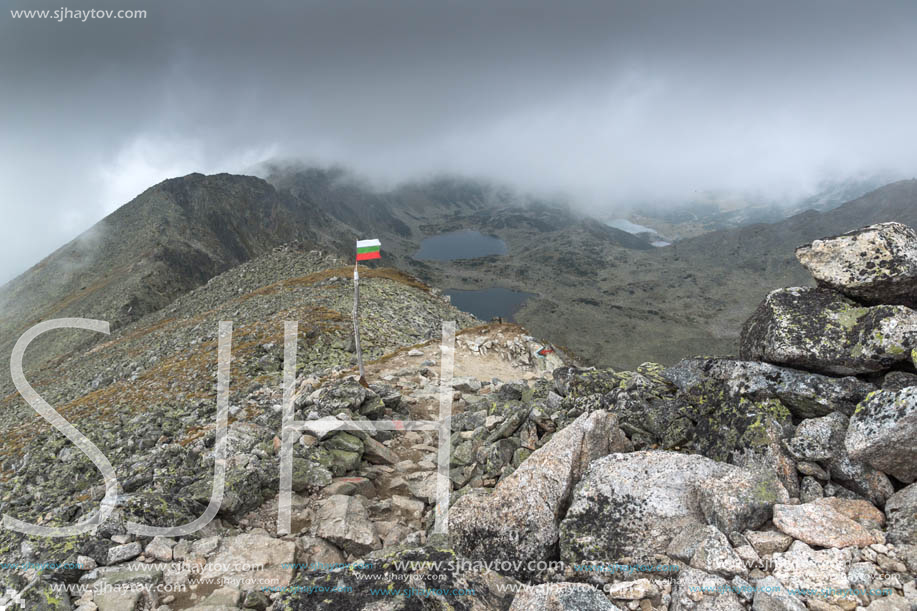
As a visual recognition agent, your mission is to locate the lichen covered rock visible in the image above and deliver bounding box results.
[884,482,917,545]
[559,451,787,565]
[449,410,631,579]
[740,287,917,375]
[846,386,917,483]
[796,222,917,308]
[664,357,876,419]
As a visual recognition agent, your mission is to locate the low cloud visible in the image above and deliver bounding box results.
[2,0,916,283]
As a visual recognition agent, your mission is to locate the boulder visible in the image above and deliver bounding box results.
[106,541,141,565]
[884,483,917,545]
[144,536,175,562]
[296,536,344,569]
[664,358,876,419]
[771,541,857,609]
[509,582,622,611]
[796,222,917,308]
[846,386,917,483]
[772,498,883,548]
[200,533,296,592]
[740,287,917,375]
[291,457,333,492]
[449,410,630,579]
[453,376,483,393]
[784,414,841,462]
[667,525,747,579]
[362,435,399,465]
[314,495,378,556]
[559,451,787,565]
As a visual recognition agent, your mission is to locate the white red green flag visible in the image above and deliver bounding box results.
[356,239,381,261]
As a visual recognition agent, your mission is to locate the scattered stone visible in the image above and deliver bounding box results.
[453,376,483,393]
[144,536,175,562]
[106,542,142,565]
[865,594,912,611]
[94,590,141,611]
[846,386,917,483]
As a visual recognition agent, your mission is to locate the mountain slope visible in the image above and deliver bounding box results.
[0,173,348,372]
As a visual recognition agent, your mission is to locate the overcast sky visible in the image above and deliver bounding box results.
[2,0,917,284]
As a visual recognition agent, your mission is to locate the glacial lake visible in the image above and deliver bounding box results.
[414,230,507,260]
[605,218,657,234]
[445,287,536,322]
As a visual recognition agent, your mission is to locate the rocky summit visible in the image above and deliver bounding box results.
[2,223,917,611]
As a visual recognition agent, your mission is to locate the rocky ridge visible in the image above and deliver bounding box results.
[2,224,917,611]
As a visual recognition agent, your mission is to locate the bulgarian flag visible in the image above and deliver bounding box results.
[356,239,381,261]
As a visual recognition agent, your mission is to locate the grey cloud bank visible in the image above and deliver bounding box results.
[2,0,917,283]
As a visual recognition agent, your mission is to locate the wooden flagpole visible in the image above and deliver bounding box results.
[353,259,367,386]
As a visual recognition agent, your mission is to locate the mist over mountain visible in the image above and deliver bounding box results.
[4,167,917,386]
[4,0,917,285]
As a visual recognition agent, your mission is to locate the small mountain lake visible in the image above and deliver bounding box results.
[414,230,507,260]
[445,287,536,322]
[605,218,657,234]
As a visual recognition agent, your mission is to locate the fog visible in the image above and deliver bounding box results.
[2,0,917,284]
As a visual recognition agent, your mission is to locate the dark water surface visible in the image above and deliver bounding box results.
[414,230,507,260]
[445,287,536,322]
